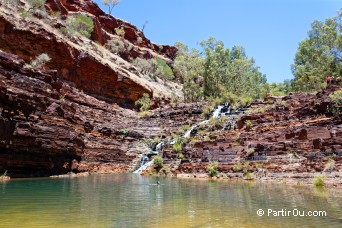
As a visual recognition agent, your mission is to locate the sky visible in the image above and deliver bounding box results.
[94,0,342,83]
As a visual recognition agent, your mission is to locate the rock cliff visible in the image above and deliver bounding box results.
[158,86,342,186]
[0,0,180,177]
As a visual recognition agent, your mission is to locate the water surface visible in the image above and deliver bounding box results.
[0,174,341,227]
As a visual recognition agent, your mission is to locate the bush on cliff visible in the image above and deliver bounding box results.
[2,0,20,8]
[135,93,150,112]
[114,27,125,38]
[173,141,183,153]
[153,156,163,171]
[29,53,51,69]
[106,39,133,55]
[207,161,219,177]
[313,175,325,187]
[329,89,342,116]
[64,14,94,38]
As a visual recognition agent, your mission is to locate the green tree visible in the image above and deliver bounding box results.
[200,37,266,101]
[292,11,342,92]
[173,42,204,102]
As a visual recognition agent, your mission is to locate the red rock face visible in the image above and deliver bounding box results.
[0,0,180,177]
[0,50,150,177]
[161,87,342,178]
[45,0,178,60]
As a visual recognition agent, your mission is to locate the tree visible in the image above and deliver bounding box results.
[103,0,120,15]
[292,10,342,92]
[200,37,266,102]
[173,42,204,102]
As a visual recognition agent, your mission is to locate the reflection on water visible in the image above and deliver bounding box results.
[0,174,342,228]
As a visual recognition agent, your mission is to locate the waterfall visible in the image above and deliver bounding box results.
[133,161,153,174]
[183,104,230,138]
[183,125,197,138]
[134,103,233,174]
[133,141,164,174]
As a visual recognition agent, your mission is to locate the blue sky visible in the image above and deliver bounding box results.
[94,0,342,83]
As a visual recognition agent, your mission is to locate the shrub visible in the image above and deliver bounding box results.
[202,105,213,119]
[329,89,342,116]
[119,129,129,135]
[177,153,184,159]
[244,171,254,180]
[106,38,126,54]
[313,175,325,187]
[245,120,252,130]
[30,53,51,69]
[207,161,219,177]
[155,58,174,80]
[135,93,150,111]
[27,0,46,9]
[65,14,94,38]
[132,57,172,81]
[153,156,163,170]
[3,0,20,8]
[323,158,335,172]
[232,163,243,172]
[173,141,182,152]
[114,27,125,37]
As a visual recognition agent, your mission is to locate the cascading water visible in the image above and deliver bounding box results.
[133,141,164,174]
[134,103,235,174]
[183,104,231,138]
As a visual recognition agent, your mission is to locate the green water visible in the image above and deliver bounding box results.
[0,174,341,228]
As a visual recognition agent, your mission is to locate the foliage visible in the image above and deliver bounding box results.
[65,14,94,38]
[155,58,174,80]
[207,161,219,177]
[132,57,174,81]
[177,153,184,160]
[173,141,183,152]
[103,0,120,15]
[323,158,335,172]
[174,39,266,103]
[202,105,213,119]
[119,129,129,135]
[292,10,342,92]
[27,0,46,9]
[201,38,266,100]
[135,93,150,111]
[30,53,51,69]
[114,27,125,37]
[153,156,163,170]
[313,175,325,187]
[173,42,204,102]
[245,120,252,130]
[2,0,20,8]
[329,89,342,116]
[106,38,127,55]
[232,163,243,172]
[244,171,254,180]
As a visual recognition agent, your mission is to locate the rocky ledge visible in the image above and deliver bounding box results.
[151,86,342,186]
